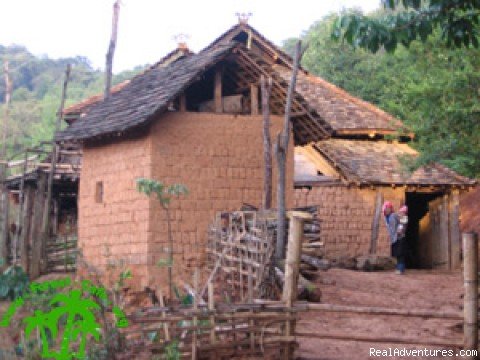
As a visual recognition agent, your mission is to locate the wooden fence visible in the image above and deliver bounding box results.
[206,210,278,302]
[126,300,304,359]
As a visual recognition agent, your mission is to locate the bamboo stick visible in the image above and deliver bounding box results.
[305,303,462,320]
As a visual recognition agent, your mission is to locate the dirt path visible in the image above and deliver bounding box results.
[297,269,464,360]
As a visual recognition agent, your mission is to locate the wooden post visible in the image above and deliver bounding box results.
[41,65,70,272]
[250,84,259,115]
[180,93,187,112]
[463,232,478,357]
[20,187,34,273]
[449,190,461,269]
[105,0,120,99]
[214,68,222,113]
[275,40,302,262]
[369,191,383,254]
[208,281,216,344]
[192,266,199,360]
[261,76,273,210]
[29,173,46,279]
[282,211,312,360]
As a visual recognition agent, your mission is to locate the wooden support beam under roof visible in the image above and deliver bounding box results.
[214,67,223,113]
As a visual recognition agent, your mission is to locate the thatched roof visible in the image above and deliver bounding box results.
[312,139,475,186]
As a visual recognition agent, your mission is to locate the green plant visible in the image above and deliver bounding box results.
[0,265,30,300]
[136,178,188,299]
[164,340,181,360]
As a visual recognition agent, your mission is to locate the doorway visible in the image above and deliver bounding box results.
[405,191,443,268]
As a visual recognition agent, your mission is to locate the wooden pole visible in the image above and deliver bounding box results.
[0,60,11,269]
[261,76,273,210]
[40,64,70,272]
[13,150,29,265]
[250,84,259,115]
[275,40,302,262]
[19,187,34,273]
[214,68,223,113]
[105,0,120,99]
[282,212,310,360]
[29,173,46,278]
[463,232,478,358]
[369,191,383,254]
[192,266,199,360]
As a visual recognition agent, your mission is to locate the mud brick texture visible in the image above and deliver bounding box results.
[78,112,293,290]
[294,185,405,259]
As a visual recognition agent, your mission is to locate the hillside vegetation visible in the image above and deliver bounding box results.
[283,12,480,179]
[0,44,144,155]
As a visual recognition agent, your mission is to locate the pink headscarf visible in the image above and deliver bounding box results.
[383,201,394,215]
[399,205,408,214]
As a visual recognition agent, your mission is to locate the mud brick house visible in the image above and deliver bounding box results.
[57,21,474,289]
[290,68,476,269]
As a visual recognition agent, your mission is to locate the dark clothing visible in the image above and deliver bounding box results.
[391,236,406,258]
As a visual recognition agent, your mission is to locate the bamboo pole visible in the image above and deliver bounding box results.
[305,303,462,320]
[463,232,478,358]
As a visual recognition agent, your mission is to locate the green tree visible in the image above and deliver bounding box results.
[136,179,188,299]
[284,11,480,178]
[332,0,480,52]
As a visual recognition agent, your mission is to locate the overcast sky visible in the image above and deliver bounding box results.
[0,0,381,72]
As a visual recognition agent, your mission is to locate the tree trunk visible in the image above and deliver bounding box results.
[275,40,302,262]
[261,76,273,209]
[105,0,120,99]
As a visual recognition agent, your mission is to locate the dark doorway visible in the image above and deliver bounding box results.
[405,191,443,268]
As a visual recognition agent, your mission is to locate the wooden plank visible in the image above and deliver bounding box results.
[20,186,34,272]
[214,68,222,113]
[250,84,259,115]
[29,173,46,279]
[449,190,461,269]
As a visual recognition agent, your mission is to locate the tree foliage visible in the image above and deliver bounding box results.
[0,45,146,156]
[332,0,480,52]
[283,12,480,178]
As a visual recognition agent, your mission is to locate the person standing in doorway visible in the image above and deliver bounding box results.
[383,201,404,275]
[394,205,408,274]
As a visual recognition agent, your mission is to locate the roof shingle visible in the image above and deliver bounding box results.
[56,43,235,141]
[312,139,475,186]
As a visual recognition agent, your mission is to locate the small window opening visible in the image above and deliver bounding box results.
[95,181,104,203]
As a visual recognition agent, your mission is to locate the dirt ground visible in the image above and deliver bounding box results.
[296,268,464,360]
[0,269,466,359]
